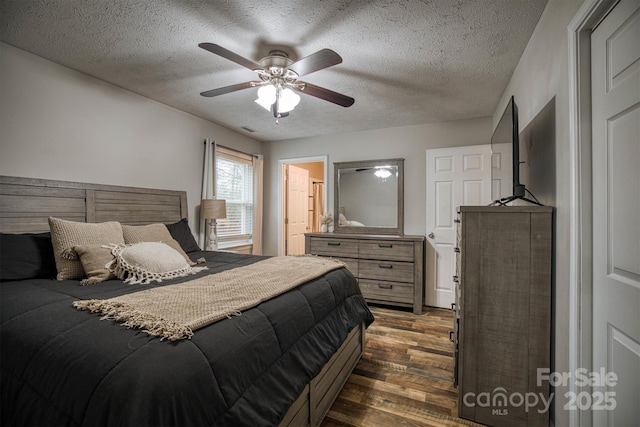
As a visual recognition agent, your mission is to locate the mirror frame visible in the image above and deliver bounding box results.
[334,158,404,235]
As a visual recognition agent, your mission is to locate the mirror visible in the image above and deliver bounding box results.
[334,158,404,235]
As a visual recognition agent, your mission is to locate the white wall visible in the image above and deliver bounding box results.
[493,0,585,425]
[262,117,492,255]
[0,42,262,232]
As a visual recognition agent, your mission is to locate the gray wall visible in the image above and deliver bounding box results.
[262,117,492,255]
[0,42,263,231]
[494,0,585,424]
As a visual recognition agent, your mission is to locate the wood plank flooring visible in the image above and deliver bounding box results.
[321,305,482,427]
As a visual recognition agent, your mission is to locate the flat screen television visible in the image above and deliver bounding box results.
[490,96,541,205]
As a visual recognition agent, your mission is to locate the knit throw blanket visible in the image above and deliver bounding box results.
[73,256,345,341]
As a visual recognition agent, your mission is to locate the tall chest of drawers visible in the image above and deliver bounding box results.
[453,206,553,427]
[305,233,425,314]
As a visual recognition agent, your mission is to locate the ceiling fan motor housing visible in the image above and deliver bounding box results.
[259,50,298,81]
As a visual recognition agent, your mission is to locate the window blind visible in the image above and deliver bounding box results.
[216,146,254,247]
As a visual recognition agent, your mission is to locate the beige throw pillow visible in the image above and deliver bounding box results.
[48,217,124,280]
[107,242,206,285]
[73,244,116,285]
[121,223,195,265]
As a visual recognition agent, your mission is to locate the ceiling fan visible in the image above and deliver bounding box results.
[198,43,355,122]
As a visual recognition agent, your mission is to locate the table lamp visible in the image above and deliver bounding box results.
[201,199,227,251]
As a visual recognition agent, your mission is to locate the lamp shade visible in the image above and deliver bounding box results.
[201,199,227,220]
[255,84,276,111]
[279,88,300,113]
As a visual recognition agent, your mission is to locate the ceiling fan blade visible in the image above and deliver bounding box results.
[200,81,256,97]
[296,82,355,107]
[288,49,343,77]
[198,43,262,71]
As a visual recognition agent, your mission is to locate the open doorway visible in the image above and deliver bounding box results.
[279,156,328,256]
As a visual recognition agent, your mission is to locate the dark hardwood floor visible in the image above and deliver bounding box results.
[321,305,482,427]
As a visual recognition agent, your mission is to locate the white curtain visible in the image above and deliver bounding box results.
[252,154,264,255]
[313,182,324,232]
[199,139,216,248]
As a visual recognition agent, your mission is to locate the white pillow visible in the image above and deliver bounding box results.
[107,242,207,285]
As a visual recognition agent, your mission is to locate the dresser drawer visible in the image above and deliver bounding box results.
[305,233,424,315]
[309,237,358,258]
[358,259,413,283]
[359,240,414,261]
[358,279,413,304]
[335,257,359,277]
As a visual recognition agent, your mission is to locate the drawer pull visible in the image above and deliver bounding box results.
[378,284,393,289]
[378,264,393,269]
[327,242,341,246]
[453,275,459,283]
[378,243,393,248]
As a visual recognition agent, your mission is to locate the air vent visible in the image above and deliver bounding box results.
[241,126,257,133]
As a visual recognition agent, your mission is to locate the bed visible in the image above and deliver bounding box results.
[0,175,374,427]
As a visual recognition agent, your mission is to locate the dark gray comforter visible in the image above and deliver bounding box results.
[1,251,373,426]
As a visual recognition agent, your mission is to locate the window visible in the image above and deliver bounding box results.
[216,146,254,248]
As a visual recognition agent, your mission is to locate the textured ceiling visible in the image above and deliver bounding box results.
[0,0,547,142]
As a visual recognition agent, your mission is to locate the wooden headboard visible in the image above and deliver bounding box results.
[0,176,188,233]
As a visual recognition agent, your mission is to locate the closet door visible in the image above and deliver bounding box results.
[591,1,640,424]
[425,145,491,308]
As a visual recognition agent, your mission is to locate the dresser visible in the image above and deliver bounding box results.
[453,206,553,427]
[305,233,425,314]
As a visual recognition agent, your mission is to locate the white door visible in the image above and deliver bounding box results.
[285,164,309,255]
[426,145,492,308]
[491,142,513,201]
[591,1,640,425]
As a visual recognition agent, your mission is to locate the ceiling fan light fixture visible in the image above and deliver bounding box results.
[255,84,276,111]
[255,84,300,114]
[279,88,300,113]
[374,168,392,179]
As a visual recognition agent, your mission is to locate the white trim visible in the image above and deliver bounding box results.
[277,155,329,256]
[567,1,618,426]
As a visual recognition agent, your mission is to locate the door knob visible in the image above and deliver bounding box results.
[428,232,435,239]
